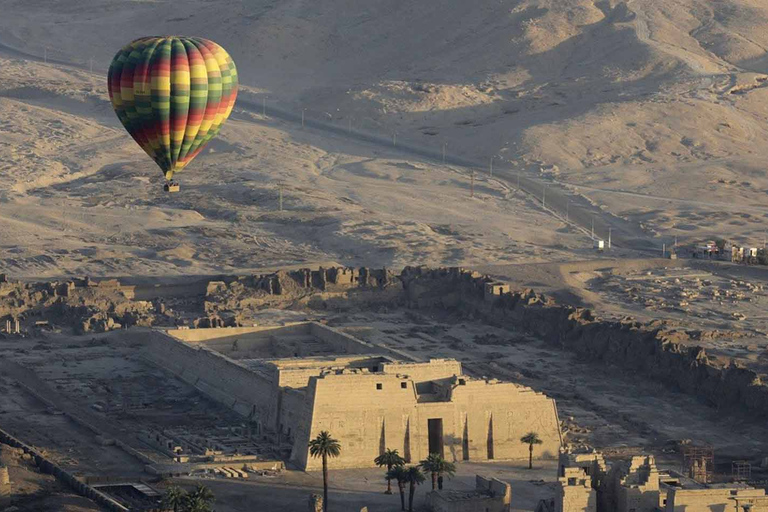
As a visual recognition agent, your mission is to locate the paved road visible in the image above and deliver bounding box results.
[0,38,88,70]
[238,96,657,252]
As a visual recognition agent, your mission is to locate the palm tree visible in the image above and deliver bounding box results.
[404,466,425,512]
[188,485,214,504]
[375,448,406,494]
[419,452,456,490]
[309,431,342,512]
[520,431,543,469]
[386,465,408,511]
[182,485,214,512]
[161,486,187,512]
[182,497,212,512]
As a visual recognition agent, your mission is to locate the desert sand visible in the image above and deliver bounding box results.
[0,0,766,277]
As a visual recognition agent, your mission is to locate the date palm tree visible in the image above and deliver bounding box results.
[309,431,342,512]
[520,431,543,469]
[183,484,214,512]
[375,448,406,494]
[419,452,456,490]
[404,466,425,512]
[161,485,186,512]
[386,465,408,511]
[182,497,212,512]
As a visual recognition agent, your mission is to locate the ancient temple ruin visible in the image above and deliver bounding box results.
[140,322,562,470]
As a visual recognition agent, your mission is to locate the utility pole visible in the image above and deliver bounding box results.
[442,143,446,164]
[566,200,570,222]
[489,156,493,178]
[663,243,666,258]
[278,185,283,212]
[591,217,595,240]
[89,57,94,72]
[44,47,47,63]
[301,108,306,127]
[393,132,397,146]
[517,170,520,190]
[542,185,546,209]
[470,171,475,198]
[608,228,612,249]
[262,97,266,117]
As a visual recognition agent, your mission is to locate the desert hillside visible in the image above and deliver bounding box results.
[0,0,767,275]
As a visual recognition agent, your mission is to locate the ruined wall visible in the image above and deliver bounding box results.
[167,323,314,358]
[308,322,390,355]
[204,267,399,318]
[401,267,768,418]
[274,356,388,388]
[557,484,597,512]
[429,492,507,512]
[665,488,767,511]
[139,330,277,426]
[0,466,9,508]
[380,359,463,384]
[291,373,561,471]
[615,455,661,512]
[0,428,128,511]
[0,276,154,334]
[167,324,309,343]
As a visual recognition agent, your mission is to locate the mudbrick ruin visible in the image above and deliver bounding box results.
[2,266,768,511]
[2,265,768,422]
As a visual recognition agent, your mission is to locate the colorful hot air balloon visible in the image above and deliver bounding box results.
[107,36,238,191]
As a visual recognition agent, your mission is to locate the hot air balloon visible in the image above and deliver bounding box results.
[107,36,238,192]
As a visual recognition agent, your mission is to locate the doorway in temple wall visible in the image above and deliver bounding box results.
[428,418,444,457]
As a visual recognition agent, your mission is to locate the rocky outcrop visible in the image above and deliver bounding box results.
[400,266,768,417]
[0,276,154,334]
[204,266,398,316]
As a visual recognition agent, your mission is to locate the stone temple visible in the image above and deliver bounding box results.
[140,321,562,470]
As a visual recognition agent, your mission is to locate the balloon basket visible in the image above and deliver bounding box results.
[164,182,180,193]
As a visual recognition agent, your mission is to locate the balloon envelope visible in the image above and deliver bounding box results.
[108,36,238,180]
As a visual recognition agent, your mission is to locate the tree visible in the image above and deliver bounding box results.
[419,453,456,490]
[182,485,214,512]
[404,466,425,512]
[309,431,342,512]
[188,485,214,504]
[161,486,187,512]
[183,497,212,512]
[520,431,543,469]
[375,448,406,494]
[386,465,408,511]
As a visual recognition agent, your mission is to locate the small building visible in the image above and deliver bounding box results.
[544,450,604,512]
[484,282,510,301]
[612,455,662,512]
[428,475,511,512]
[556,466,597,512]
[665,486,768,511]
[693,240,724,259]
[732,246,745,263]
